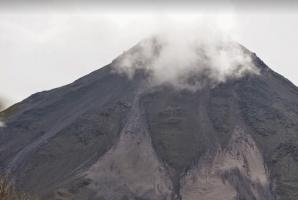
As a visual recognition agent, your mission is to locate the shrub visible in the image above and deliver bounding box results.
[0,177,39,200]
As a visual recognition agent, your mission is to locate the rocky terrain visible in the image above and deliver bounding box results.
[1,39,298,200]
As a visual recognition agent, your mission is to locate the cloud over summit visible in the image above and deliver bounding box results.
[115,16,259,89]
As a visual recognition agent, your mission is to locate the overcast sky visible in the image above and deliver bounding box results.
[0,2,298,108]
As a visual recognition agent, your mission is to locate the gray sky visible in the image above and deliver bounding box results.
[0,4,298,108]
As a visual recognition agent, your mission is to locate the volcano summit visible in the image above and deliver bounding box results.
[0,38,298,200]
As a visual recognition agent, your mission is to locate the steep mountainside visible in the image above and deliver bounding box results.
[1,40,298,200]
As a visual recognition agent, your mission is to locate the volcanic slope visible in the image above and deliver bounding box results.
[1,40,298,200]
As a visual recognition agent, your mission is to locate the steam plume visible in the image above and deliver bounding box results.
[115,15,259,89]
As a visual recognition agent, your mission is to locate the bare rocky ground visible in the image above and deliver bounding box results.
[1,41,298,200]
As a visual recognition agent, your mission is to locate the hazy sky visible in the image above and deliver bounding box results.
[0,2,298,108]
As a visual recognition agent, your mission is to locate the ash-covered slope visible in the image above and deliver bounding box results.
[1,39,298,200]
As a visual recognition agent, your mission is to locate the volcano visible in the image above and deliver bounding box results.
[1,38,298,200]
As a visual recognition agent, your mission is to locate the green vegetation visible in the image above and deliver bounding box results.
[0,103,19,120]
[0,177,39,200]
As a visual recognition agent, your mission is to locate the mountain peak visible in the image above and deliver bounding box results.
[0,40,297,200]
[112,36,261,91]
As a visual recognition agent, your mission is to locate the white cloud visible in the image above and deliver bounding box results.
[115,14,259,90]
[0,10,297,106]
[0,121,5,128]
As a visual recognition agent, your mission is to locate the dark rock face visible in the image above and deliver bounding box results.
[1,46,298,200]
[142,88,207,172]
